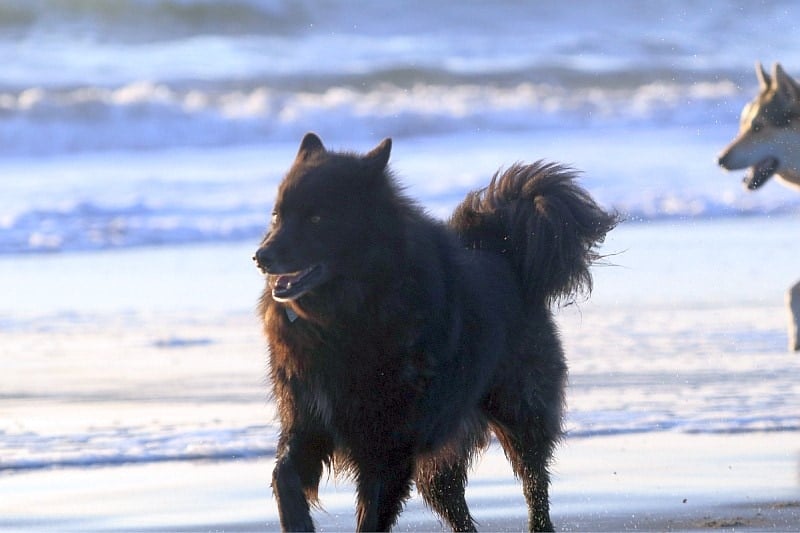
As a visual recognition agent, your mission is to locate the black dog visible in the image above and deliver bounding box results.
[254,133,616,531]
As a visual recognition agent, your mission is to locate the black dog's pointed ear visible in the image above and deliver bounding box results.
[364,138,392,171]
[296,132,326,161]
[756,61,770,91]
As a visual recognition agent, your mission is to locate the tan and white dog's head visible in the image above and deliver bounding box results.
[718,62,800,191]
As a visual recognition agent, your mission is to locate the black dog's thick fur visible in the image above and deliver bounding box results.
[255,133,616,532]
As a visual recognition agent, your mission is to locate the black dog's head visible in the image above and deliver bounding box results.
[254,132,394,303]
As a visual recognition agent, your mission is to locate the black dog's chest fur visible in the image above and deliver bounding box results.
[266,277,467,457]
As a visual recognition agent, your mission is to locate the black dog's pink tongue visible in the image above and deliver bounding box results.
[743,157,778,190]
[272,272,301,292]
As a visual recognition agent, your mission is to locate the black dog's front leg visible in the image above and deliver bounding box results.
[272,432,333,532]
[355,456,415,531]
[272,452,315,531]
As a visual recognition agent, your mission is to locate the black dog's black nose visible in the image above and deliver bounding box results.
[253,247,273,271]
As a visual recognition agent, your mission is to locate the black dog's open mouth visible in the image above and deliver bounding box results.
[269,265,324,302]
[743,156,779,190]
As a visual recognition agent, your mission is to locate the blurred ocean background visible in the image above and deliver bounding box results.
[1,0,799,486]
[2,0,800,256]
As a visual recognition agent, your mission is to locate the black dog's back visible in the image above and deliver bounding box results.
[256,134,616,531]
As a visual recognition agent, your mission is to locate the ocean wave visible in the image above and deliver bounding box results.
[0,79,743,155]
[567,415,800,440]
[0,0,309,42]
[1,200,268,254]
[0,425,277,473]
[3,193,799,255]
[3,413,798,473]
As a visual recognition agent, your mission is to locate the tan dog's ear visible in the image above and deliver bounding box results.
[772,63,800,103]
[756,61,770,92]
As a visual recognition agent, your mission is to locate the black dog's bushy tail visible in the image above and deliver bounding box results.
[450,162,618,307]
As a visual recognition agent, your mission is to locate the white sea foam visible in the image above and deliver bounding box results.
[0,79,742,155]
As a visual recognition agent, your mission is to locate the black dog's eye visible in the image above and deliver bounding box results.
[310,214,321,224]
[752,122,763,133]
[271,211,279,225]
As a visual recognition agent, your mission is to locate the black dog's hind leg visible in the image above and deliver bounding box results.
[488,414,559,533]
[416,457,477,532]
[354,455,415,531]
[272,432,333,532]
